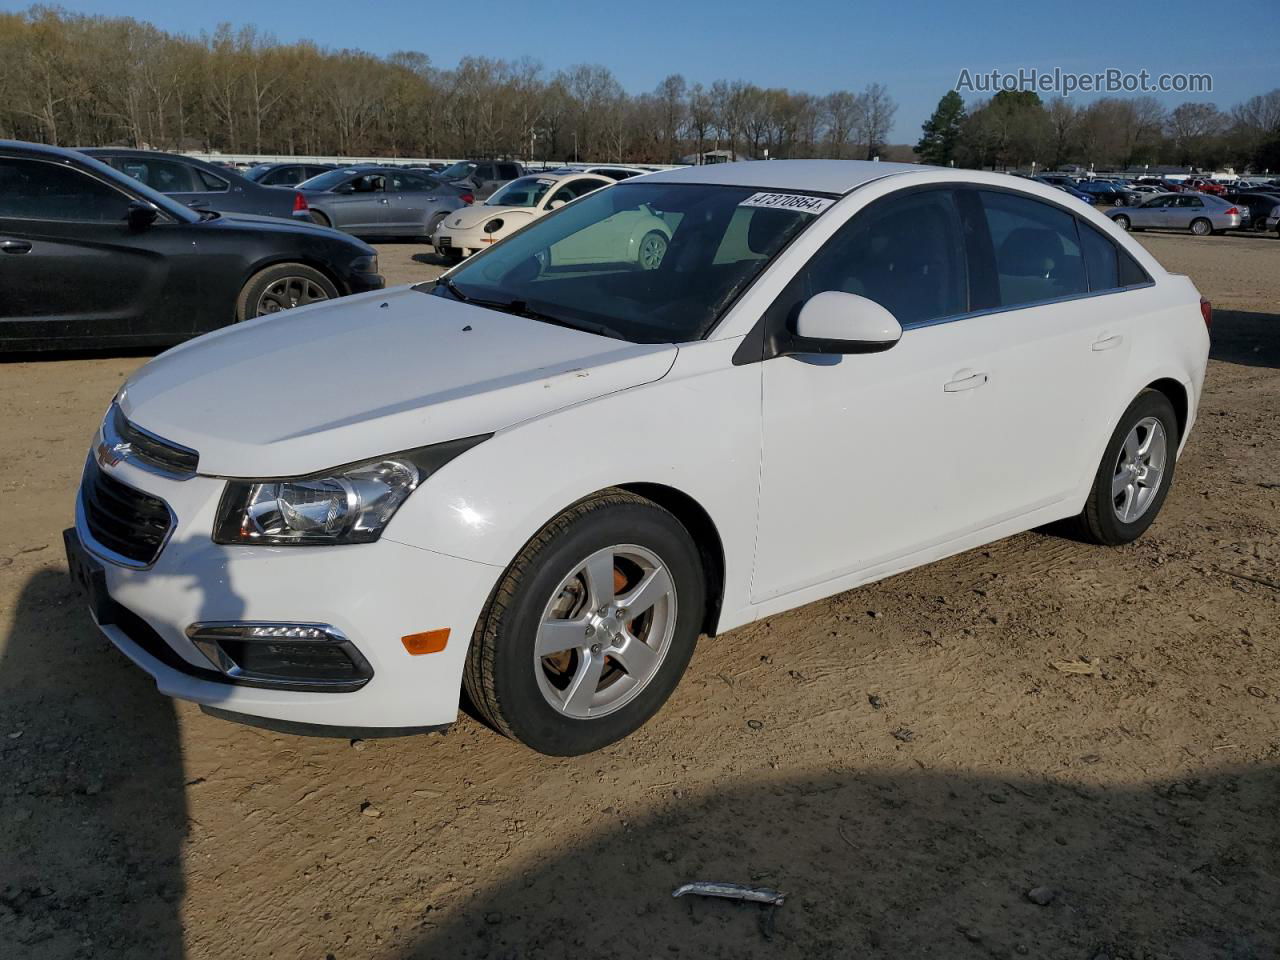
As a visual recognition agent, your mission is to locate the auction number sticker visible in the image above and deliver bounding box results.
[739,192,834,214]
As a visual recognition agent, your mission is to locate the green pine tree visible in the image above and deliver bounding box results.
[915,91,967,165]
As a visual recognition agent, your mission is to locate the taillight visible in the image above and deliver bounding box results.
[1200,296,1213,330]
[460,193,475,205]
[1224,207,1239,216]
[293,192,308,212]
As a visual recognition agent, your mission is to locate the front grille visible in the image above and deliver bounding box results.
[109,405,199,478]
[438,235,452,247]
[81,459,174,566]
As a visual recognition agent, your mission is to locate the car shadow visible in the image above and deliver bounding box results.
[0,568,187,958]
[411,251,453,268]
[396,764,1279,959]
[1210,309,1280,369]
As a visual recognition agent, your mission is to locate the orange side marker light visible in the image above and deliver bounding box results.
[402,629,450,655]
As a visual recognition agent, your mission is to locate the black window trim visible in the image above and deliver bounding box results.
[0,154,177,226]
[733,179,1155,365]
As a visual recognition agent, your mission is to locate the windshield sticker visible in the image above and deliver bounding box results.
[739,192,834,214]
[536,178,556,185]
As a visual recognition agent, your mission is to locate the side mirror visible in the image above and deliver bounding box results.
[126,203,159,230]
[788,291,902,355]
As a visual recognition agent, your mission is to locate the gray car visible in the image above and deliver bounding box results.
[295,167,471,239]
[80,148,298,219]
[1108,192,1242,236]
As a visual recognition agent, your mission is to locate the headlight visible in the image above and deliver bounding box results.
[350,254,379,274]
[483,218,505,234]
[213,435,489,546]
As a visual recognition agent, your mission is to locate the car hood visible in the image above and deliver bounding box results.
[444,205,539,230]
[118,286,677,477]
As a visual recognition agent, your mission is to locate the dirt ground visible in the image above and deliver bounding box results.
[1,231,1277,960]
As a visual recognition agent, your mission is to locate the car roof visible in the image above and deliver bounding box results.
[642,159,937,195]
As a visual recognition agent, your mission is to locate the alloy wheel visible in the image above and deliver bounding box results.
[256,276,331,314]
[638,232,668,270]
[1111,416,1167,523]
[534,544,677,719]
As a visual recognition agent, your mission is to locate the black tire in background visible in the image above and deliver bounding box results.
[1113,215,1131,231]
[1075,389,1179,546]
[425,211,449,243]
[235,263,339,322]
[464,489,706,756]
[309,210,332,228]
[1190,218,1212,236]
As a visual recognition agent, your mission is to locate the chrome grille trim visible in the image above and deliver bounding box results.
[98,404,199,480]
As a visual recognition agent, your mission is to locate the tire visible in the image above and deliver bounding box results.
[309,210,332,228]
[235,263,339,322]
[1074,389,1179,546]
[464,489,706,756]
[1113,215,1131,231]
[637,230,668,270]
[1190,218,1212,236]
[425,211,448,243]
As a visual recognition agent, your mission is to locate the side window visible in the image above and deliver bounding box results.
[498,164,521,179]
[0,157,133,222]
[1078,222,1120,291]
[109,157,195,193]
[478,164,497,180]
[350,174,385,193]
[781,188,968,327]
[263,166,298,186]
[979,190,1087,308]
[195,168,229,192]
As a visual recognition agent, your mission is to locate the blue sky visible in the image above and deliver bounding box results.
[7,0,1278,141]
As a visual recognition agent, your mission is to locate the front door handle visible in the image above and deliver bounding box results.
[0,239,32,255]
[944,371,988,392]
[1092,334,1124,352]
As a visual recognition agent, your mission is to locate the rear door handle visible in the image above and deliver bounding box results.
[0,239,32,255]
[944,371,988,392]
[1092,334,1124,352]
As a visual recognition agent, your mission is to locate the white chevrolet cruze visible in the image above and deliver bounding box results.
[67,161,1210,755]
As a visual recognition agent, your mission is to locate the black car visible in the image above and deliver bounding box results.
[0,140,384,352]
[1223,189,1280,230]
[245,161,337,187]
[80,148,302,219]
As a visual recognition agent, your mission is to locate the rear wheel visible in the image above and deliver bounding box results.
[425,211,448,243]
[637,230,668,270]
[235,263,338,322]
[464,489,705,755]
[1190,218,1212,236]
[1075,390,1178,546]
[309,210,332,228]
[1112,214,1131,231]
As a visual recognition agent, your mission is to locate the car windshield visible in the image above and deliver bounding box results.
[299,168,363,191]
[244,165,271,182]
[430,182,822,344]
[488,177,555,207]
[438,162,476,180]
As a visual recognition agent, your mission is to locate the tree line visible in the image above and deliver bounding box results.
[0,6,899,163]
[916,88,1280,173]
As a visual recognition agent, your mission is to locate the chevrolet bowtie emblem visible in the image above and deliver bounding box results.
[96,439,132,467]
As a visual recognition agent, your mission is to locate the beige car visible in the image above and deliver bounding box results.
[431,172,617,263]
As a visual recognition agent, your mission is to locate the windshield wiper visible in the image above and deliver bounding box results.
[438,279,623,339]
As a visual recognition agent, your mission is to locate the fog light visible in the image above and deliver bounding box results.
[185,621,373,692]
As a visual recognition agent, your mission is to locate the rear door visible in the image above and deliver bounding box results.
[0,155,198,347]
[327,173,389,234]
[384,171,439,235]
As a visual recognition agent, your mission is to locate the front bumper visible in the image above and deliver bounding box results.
[430,223,496,257]
[345,270,386,295]
[70,456,500,733]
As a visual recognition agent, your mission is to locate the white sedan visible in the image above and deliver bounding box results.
[68,161,1209,755]
[431,171,628,263]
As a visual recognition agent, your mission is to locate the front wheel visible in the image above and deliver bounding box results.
[1112,215,1131,231]
[1190,218,1212,236]
[235,263,338,322]
[464,490,705,755]
[1074,390,1179,546]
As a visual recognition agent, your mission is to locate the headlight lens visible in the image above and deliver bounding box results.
[213,435,489,546]
[483,218,504,233]
[350,254,379,274]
